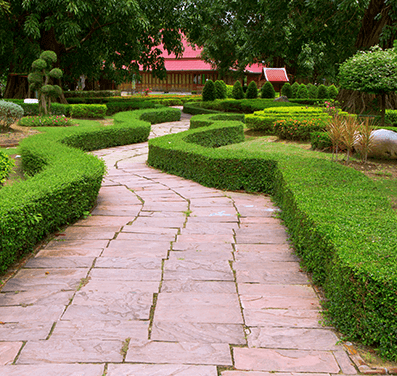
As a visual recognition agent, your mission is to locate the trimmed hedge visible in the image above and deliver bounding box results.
[0,151,14,185]
[385,110,397,126]
[190,113,245,129]
[183,102,221,115]
[64,90,121,98]
[274,119,327,141]
[69,104,107,118]
[148,114,397,361]
[0,107,175,273]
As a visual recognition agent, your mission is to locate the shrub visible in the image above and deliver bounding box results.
[69,104,107,118]
[190,113,245,129]
[245,114,277,133]
[310,131,332,150]
[105,100,157,115]
[246,81,258,99]
[183,102,220,115]
[214,80,227,99]
[281,82,292,98]
[297,84,309,99]
[291,82,300,98]
[273,118,327,141]
[19,115,74,127]
[261,81,275,99]
[307,83,318,99]
[385,110,397,125]
[226,85,234,98]
[328,85,338,99]
[317,84,329,99]
[232,81,245,99]
[63,90,121,98]
[0,151,14,185]
[0,101,24,130]
[202,79,216,102]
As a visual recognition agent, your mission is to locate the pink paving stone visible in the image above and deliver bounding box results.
[94,256,162,269]
[90,206,141,216]
[247,327,339,350]
[116,232,176,241]
[0,305,65,322]
[141,202,188,211]
[238,284,317,298]
[236,269,309,284]
[235,251,299,263]
[0,364,105,376]
[107,364,218,376]
[125,341,232,365]
[235,233,288,244]
[25,257,95,269]
[122,226,179,235]
[235,244,291,253]
[89,268,162,281]
[53,230,117,240]
[43,239,109,250]
[35,247,103,258]
[80,280,160,293]
[333,350,358,374]
[222,372,330,376]
[0,322,53,341]
[240,295,320,310]
[233,348,340,373]
[0,289,74,307]
[172,242,233,252]
[176,234,234,243]
[169,250,234,261]
[0,342,23,365]
[102,240,170,258]
[161,280,237,293]
[17,339,124,364]
[239,217,282,225]
[74,215,133,226]
[184,222,238,232]
[132,217,184,228]
[243,309,323,328]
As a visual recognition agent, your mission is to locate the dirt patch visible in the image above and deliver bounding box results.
[0,123,40,148]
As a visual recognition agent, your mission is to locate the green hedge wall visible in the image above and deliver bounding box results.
[190,113,245,129]
[0,151,14,186]
[148,113,397,361]
[0,107,176,274]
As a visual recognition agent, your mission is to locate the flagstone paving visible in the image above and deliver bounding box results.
[0,111,359,375]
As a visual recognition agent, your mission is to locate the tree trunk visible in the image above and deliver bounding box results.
[355,0,397,49]
[4,74,29,99]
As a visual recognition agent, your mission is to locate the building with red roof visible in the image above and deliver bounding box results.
[120,36,288,93]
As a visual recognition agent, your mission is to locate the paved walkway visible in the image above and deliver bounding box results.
[0,113,358,375]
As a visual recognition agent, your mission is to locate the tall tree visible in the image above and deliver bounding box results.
[0,0,184,98]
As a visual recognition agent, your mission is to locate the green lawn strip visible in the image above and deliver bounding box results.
[0,107,180,274]
[148,114,397,361]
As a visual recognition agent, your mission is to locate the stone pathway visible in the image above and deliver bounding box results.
[0,112,358,375]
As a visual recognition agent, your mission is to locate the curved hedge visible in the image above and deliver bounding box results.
[148,113,397,361]
[0,107,180,273]
[0,151,14,186]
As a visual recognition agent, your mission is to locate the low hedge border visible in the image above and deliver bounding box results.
[190,113,245,129]
[0,151,14,186]
[0,107,177,273]
[148,114,397,361]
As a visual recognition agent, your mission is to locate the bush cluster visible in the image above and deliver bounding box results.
[261,82,276,99]
[69,104,107,118]
[214,80,227,99]
[246,81,258,99]
[147,112,397,361]
[283,82,339,100]
[232,81,244,99]
[385,110,397,125]
[0,151,14,186]
[63,90,121,98]
[19,115,74,127]
[274,119,327,141]
[202,79,216,102]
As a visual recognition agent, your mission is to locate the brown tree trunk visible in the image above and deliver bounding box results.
[4,74,29,99]
[355,0,396,49]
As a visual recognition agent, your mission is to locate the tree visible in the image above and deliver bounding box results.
[297,84,309,99]
[246,81,258,99]
[0,0,185,98]
[281,82,292,98]
[28,51,63,115]
[261,81,275,99]
[291,82,300,98]
[232,81,244,99]
[202,79,216,101]
[307,83,317,99]
[214,80,227,99]
[338,45,397,126]
[317,84,329,99]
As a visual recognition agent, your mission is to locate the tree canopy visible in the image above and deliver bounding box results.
[0,0,185,94]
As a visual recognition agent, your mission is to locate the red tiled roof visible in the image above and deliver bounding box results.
[163,38,203,59]
[164,59,214,71]
[263,67,289,82]
[245,63,263,74]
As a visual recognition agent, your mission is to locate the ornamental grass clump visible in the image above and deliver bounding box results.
[355,117,375,163]
[326,115,345,161]
[342,116,360,162]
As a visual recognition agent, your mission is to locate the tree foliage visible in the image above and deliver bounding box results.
[261,81,275,99]
[232,81,244,99]
[214,80,227,99]
[202,79,216,101]
[338,45,397,125]
[246,81,258,99]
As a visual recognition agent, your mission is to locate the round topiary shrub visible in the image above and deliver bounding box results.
[281,82,292,98]
[291,82,300,98]
[232,81,244,99]
[261,81,275,99]
[0,101,24,130]
[214,80,227,99]
[297,83,309,99]
[328,85,338,99]
[317,84,329,99]
[307,83,318,99]
[246,81,258,99]
[202,79,216,101]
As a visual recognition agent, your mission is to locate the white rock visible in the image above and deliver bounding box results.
[368,129,397,159]
[23,98,39,104]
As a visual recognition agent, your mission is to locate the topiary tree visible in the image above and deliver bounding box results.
[339,46,397,126]
[232,80,244,99]
[291,82,300,98]
[261,81,275,99]
[214,80,227,99]
[0,100,24,131]
[317,84,329,99]
[202,79,216,101]
[281,82,292,98]
[28,50,63,115]
[307,83,318,99]
[297,83,309,99]
[328,85,339,99]
[246,81,258,99]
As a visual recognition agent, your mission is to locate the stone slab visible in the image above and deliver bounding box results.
[17,339,124,363]
[90,206,141,216]
[75,215,133,227]
[235,234,288,244]
[0,289,74,307]
[247,327,339,350]
[43,239,108,250]
[122,226,179,235]
[172,242,233,252]
[0,364,104,376]
[132,217,184,228]
[177,234,234,243]
[107,364,218,376]
[243,309,323,328]
[240,295,320,310]
[333,350,358,374]
[235,251,298,263]
[102,240,170,258]
[80,280,159,293]
[89,268,161,281]
[125,341,232,365]
[233,348,340,373]
[236,269,309,284]
[238,284,317,298]
[163,259,234,281]
[94,257,162,269]
[35,248,103,258]
[0,322,53,341]
[116,232,176,241]
[161,281,237,293]
[25,257,95,269]
[189,207,237,218]
[52,320,149,342]
[222,372,331,376]
[53,230,117,240]
[62,302,151,321]
[0,342,23,365]
[0,305,65,322]
[151,321,245,344]
[141,202,188,211]
[235,244,291,253]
